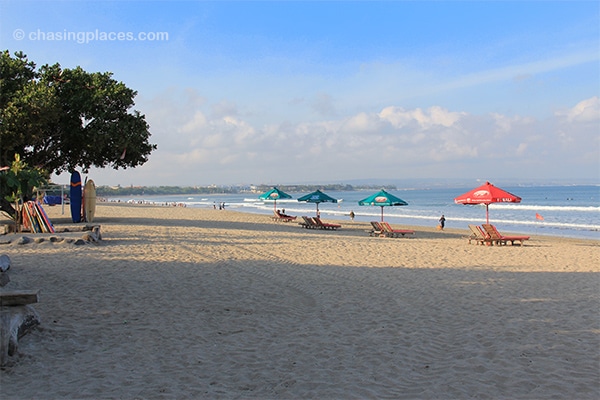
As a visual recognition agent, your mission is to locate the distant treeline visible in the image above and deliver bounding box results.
[95,184,397,197]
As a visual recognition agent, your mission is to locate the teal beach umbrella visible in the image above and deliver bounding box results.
[297,190,338,216]
[358,189,408,222]
[259,187,292,211]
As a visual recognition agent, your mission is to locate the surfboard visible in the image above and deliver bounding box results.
[70,171,82,223]
[83,179,96,223]
[23,202,42,233]
[36,201,55,233]
[31,202,48,233]
[21,203,35,232]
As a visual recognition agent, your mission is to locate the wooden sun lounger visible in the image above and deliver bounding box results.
[380,222,414,238]
[369,221,385,237]
[467,224,490,245]
[481,224,530,246]
[299,216,318,229]
[313,217,341,230]
[272,210,297,222]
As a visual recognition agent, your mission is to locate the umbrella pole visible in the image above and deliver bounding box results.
[316,203,320,217]
[381,206,384,222]
[486,204,489,224]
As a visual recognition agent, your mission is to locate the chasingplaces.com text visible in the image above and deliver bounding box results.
[13,28,169,44]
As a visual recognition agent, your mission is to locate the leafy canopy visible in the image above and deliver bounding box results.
[0,50,157,174]
[0,50,157,216]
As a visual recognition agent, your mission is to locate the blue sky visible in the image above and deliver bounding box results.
[1,1,599,186]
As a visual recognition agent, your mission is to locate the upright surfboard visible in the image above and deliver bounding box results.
[83,179,97,223]
[70,171,82,222]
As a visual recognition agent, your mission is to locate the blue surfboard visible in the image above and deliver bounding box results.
[70,171,82,222]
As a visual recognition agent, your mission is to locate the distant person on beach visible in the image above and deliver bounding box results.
[349,211,355,221]
[439,215,446,230]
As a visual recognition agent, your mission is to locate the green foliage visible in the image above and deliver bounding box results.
[0,154,47,221]
[0,50,157,174]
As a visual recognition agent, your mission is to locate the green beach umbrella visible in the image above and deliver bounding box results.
[358,189,408,222]
[297,190,338,216]
[259,187,293,211]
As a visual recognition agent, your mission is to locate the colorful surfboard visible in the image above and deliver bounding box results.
[83,179,97,223]
[21,201,55,233]
[30,202,48,233]
[36,201,55,233]
[21,202,38,232]
[70,171,82,222]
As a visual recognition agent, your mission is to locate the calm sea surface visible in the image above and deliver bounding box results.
[108,185,600,240]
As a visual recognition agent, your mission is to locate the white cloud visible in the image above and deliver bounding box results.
[342,112,379,133]
[180,111,207,134]
[379,106,465,129]
[435,50,599,94]
[559,96,600,123]
[516,142,528,156]
[73,88,599,186]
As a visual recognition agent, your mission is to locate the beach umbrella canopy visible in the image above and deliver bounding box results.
[259,187,292,211]
[454,181,521,224]
[297,190,338,216]
[358,189,408,222]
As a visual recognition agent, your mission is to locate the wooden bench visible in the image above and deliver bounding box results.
[1,290,40,306]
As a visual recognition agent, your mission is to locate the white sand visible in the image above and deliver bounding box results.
[1,203,599,399]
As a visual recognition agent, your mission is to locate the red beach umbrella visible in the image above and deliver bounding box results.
[454,181,521,224]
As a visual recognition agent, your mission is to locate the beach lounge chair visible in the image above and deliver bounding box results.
[369,221,385,237]
[380,222,414,238]
[313,217,341,230]
[467,224,490,245]
[299,216,318,229]
[481,224,530,246]
[272,210,296,222]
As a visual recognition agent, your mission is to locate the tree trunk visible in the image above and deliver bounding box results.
[0,198,16,219]
[0,305,41,366]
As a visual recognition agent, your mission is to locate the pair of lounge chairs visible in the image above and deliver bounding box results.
[369,221,414,238]
[468,224,530,246]
[299,216,341,230]
[272,210,297,222]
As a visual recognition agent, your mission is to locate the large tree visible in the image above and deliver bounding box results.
[0,50,157,215]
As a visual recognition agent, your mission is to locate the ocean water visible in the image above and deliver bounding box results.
[108,185,600,240]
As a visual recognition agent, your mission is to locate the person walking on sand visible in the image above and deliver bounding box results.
[439,214,446,230]
[349,210,355,221]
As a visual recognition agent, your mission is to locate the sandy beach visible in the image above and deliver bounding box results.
[1,203,599,399]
